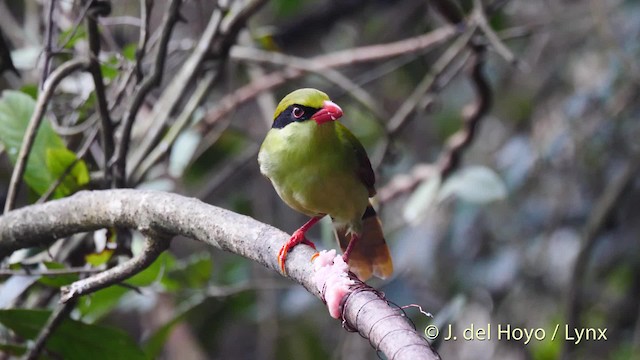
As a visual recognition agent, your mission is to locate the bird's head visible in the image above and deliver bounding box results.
[272,88,343,129]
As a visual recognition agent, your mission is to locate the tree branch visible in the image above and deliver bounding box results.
[111,0,183,188]
[0,190,439,359]
[437,48,492,180]
[197,24,458,134]
[127,0,270,180]
[85,1,115,180]
[60,232,170,302]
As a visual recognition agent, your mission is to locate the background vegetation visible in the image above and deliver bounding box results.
[0,0,639,359]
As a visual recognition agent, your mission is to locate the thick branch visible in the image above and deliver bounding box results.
[0,190,439,359]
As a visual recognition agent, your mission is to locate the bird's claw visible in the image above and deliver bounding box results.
[277,230,316,274]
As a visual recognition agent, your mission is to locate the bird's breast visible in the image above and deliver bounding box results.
[258,124,368,221]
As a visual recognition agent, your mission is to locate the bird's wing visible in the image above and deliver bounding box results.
[336,122,376,197]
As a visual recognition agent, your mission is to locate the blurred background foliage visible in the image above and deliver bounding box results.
[0,0,639,359]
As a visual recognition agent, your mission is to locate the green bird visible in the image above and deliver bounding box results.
[258,88,393,281]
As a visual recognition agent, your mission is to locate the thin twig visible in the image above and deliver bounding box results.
[474,0,519,67]
[231,46,388,122]
[373,25,477,167]
[437,48,492,180]
[4,59,88,213]
[85,2,115,180]
[60,232,171,303]
[111,0,184,188]
[50,113,99,136]
[430,0,493,181]
[198,25,458,134]
[378,0,501,202]
[23,298,77,360]
[135,0,153,82]
[126,7,223,176]
[0,267,102,276]
[378,164,438,204]
[128,0,269,179]
[58,0,94,50]
[40,0,56,89]
[194,143,260,200]
[131,71,216,184]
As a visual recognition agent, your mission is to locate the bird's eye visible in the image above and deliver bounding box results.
[292,107,305,119]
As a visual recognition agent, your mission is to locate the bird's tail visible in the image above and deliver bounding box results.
[334,203,393,281]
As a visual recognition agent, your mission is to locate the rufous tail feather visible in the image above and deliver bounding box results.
[334,204,393,281]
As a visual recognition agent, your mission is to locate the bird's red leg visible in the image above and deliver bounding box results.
[278,216,322,274]
[342,233,360,264]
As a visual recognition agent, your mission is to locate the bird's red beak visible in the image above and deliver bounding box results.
[311,100,343,125]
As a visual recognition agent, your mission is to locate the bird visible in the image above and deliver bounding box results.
[258,88,393,281]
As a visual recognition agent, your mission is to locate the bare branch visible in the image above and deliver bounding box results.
[85,1,115,179]
[198,25,458,134]
[60,232,170,303]
[0,190,439,359]
[373,26,476,167]
[474,0,519,67]
[231,46,388,122]
[128,0,269,180]
[437,49,492,180]
[40,0,56,88]
[0,267,102,276]
[430,0,493,180]
[111,0,184,188]
[4,59,88,213]
[125,8,223,181]
[131,72,217,184]
[135,0,154,82]
[378,164,438,204]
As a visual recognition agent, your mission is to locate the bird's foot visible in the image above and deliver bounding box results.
[341,234,360,265]
[278,229,316,274]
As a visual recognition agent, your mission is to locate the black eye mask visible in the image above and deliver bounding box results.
[272,105,319,129]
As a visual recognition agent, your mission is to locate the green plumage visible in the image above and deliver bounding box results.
[259,109,369,231]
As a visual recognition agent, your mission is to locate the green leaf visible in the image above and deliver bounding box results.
[85,249,114,266]
[20,84,38,99]
[0,309,145,360]
[59,26,87,49]
[45,148,90,198]
[100,56,120,81]
[0,90,89,198]
[438,166,507,204]
[37,262,79,288]
[0,343,27,357]
[126,252,175,287]
[78,285,130,322]
[272,0,309,17]
[164,253,212,290]
[122,43,137,61]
